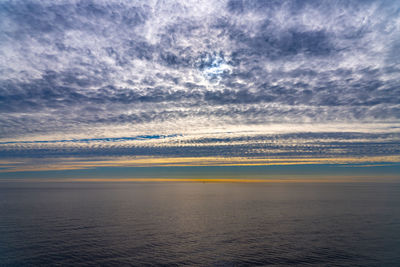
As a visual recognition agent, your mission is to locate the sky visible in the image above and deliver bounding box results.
[0,0,399,181]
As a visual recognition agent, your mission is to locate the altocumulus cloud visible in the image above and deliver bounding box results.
[0,0,400,169]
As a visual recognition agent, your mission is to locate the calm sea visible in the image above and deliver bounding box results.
[1,182,399,266]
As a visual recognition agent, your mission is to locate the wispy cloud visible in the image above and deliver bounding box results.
[1,155,400,173]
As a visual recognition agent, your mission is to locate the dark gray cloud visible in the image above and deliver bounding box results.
[1,131,399,160]
[0,0,399,161]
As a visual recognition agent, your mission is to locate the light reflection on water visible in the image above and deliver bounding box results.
[1,182,400,266]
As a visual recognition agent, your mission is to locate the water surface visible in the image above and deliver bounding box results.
[1,182,399,266]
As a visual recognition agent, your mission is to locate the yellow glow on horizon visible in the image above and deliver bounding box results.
[0,155,399,173]
[67,178,380,183]
[3,177,399,183]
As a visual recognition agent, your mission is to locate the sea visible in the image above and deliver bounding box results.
[1,181,399,266]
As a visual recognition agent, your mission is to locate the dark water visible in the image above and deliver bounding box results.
[1,182,400,266]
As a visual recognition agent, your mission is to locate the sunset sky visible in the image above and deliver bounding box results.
[1,0,399,181]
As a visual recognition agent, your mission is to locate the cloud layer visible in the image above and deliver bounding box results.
[1,0,400,166]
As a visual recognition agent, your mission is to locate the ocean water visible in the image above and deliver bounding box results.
[1,182,400,266]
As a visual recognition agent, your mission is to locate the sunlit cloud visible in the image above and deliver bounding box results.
[1,155,400,173]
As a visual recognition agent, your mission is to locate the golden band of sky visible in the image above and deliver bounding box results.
[2,176,399,183]
[1,155,400,173]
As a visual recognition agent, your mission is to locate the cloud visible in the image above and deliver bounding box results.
[1,129,399,160]
[0,0,399,165]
